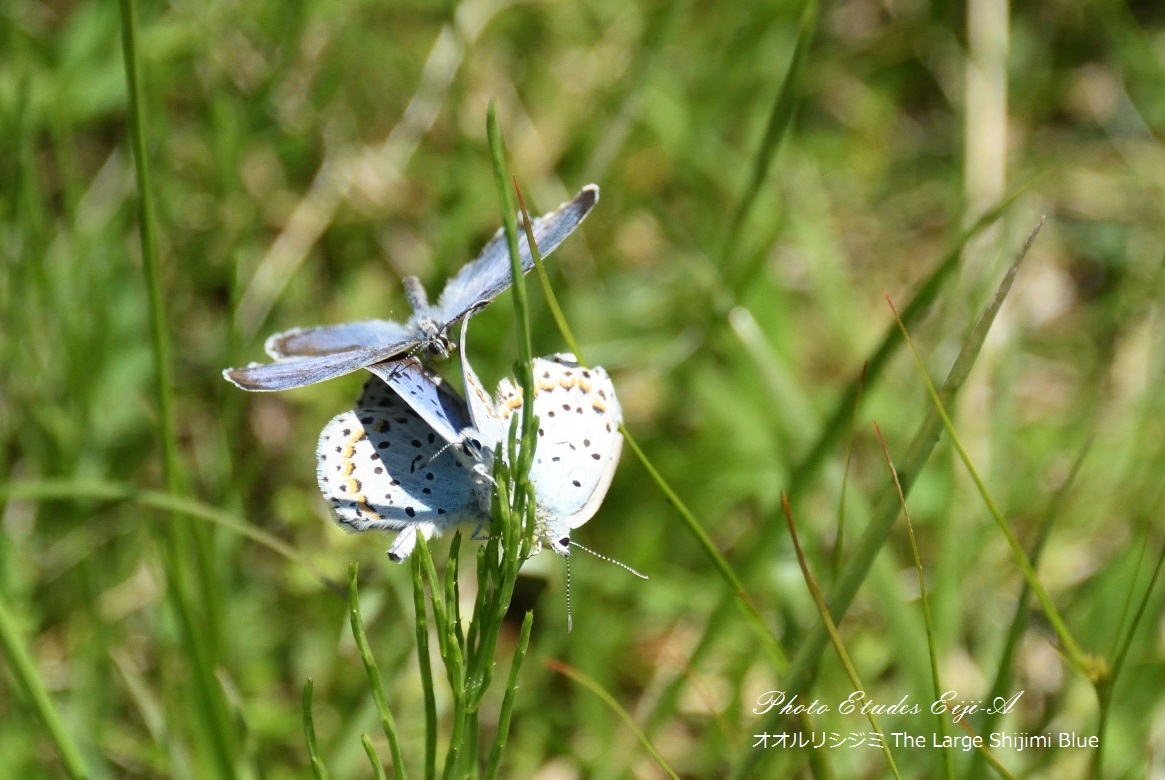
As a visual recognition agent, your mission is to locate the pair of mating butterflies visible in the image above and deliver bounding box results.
[224,185,622,561]
[318,318,622,561]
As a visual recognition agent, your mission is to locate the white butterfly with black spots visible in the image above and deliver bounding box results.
[457,314,624,557]
[315,363,489,561]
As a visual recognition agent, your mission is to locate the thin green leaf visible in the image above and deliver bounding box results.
[347,564,407,779]
[723,0,818,293]
[874,425,951,779]
[0,479,339,591]
[969,441,1090,778]
[411,556,438,780]
[740,215,1049,778]
[360,734,388,780]
[117,1,236,771]
[484,612,534,780]
[1095,530,1165,776]
[886,274,1094,675]
[547,659,680,780]
[0,594,90,779]
[302,680,330,780]
[776,494,901,780]
[515,178,584,362]
[621,427,787,671]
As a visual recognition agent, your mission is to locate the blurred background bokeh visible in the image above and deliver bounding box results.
[3,0,1164,777]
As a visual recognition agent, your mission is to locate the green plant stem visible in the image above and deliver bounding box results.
[411,535,464,778]
[301,680,330,780]
[514,179,584,361]
[0,594,90,779]
[486,105,533,385]
[117,1,236,774]
[484,612,533,780]
[347,565,406,779]
[118,0,176,488]
[621,427,788,671]
[411,556,438,780]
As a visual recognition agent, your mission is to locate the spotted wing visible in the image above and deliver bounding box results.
[315,391,482,540]
[526,356,623,538]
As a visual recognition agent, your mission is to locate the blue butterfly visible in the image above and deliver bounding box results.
[224,184,598,392]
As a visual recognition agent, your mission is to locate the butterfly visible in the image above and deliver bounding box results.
[315,363,489,562]
[225,184,598,392]
[315,315,623,561]
[457,316,624,557]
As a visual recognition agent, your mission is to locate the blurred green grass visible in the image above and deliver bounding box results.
[4,0,1165,777]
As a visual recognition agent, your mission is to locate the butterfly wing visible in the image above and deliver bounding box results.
[526,356,624,550]
[364,357,474,447]
[223,343,413,391]
[430,185,599,325]
[457,308,622,553]
[265,319,416,359]
[316,378,484,561]
[457,311,510,455]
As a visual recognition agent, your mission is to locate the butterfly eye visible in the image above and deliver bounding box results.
[429,334,453,360]
[555,537,571,555]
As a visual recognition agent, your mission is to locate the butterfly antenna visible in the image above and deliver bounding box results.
[569,541,648,579]
[401,342,428,362]
[426,440,456,466]
[424,440,488,479]
[566,554,573,633]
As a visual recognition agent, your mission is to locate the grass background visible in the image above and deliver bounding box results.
[3,0,1165,777]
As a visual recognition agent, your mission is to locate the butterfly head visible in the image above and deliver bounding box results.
[549,534,572,557]
[410,317,453,360]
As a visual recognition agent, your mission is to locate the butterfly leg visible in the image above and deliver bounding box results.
[387,528,417,562]
[386,522,438,563]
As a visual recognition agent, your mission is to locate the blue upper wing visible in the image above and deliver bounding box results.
[264,319,416,359]
[223,185,597,393]
[428,184,598,324]
[223,344,412,391]
[364,358,474,446]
